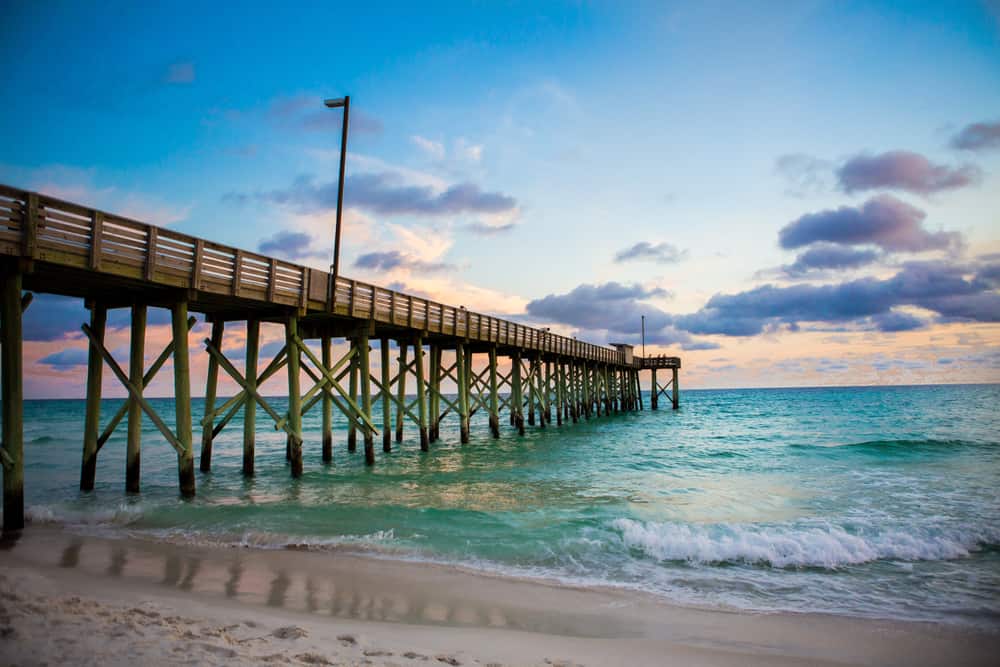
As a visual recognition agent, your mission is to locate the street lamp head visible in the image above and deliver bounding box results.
[324,97,347,108]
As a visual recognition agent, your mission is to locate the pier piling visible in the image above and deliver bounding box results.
[381,338,392,453]
[243,319,259,476]
[286,315,303,477]
[172,300,195,497]
[200,321,224,472]
[322,334,333,462]
[126,304,146,493]
[1,271,24,532]
[80,303,106,492]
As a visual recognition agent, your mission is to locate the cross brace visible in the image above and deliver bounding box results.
[95,316,195,452]
[82,323,185,456]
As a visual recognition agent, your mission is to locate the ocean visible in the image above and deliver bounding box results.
[12,384,1000,628]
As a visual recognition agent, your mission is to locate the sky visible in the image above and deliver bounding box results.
[2,0,999,398]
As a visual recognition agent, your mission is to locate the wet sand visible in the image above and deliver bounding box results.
[0,526,996,666]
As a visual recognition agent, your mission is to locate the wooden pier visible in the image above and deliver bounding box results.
[0,184,681,533]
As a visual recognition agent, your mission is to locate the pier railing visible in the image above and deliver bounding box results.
[0,185,647,365]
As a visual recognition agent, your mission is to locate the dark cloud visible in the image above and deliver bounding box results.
[258,230,325,261]
[614,242,687,264]
[836,150,981,195]
[870,310,925,332]
[23,294,174,343]
[526,282,671,332]
[674,261,998,336]
[354,250,454,274]
[255,173,517,218]
[976,261,1000,287]
[525,282,716,351]
[778,195,961,253]
[950,120,1000,151]
[783,244,880,275]
[37,348,90,369]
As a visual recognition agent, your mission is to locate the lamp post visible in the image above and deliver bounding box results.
[324,95,350,307]
[641,315,645,359]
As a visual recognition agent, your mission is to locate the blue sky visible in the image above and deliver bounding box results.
[2,1,999,396]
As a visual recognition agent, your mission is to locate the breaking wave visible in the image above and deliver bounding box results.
[611,518,1000,568]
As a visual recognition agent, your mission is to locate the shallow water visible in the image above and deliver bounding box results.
[10,384,1000,628]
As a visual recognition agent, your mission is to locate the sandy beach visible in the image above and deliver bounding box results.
[0,526,995,666]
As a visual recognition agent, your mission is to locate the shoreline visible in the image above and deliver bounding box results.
[1,525,997,666]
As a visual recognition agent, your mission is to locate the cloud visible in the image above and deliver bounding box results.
[836,150,981,195]
[950,119,1000,151]
[774,153,834,196]
[674,261,999,336]
[782,243,880,275]
[465,221,517,235]
[163,61,195,84]
[614,242,687,265]
[258,230,326,262]
[527,283,671,334]
[524,282,717,351]
[256,172,517,218]
[22,294,88,342]
[411,136,445,160]
[778,195,961,253]
[354,250,455,274]
[37,348,90,369]
[870,310,926,332]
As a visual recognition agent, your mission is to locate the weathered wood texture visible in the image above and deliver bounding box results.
[0,185,675,369]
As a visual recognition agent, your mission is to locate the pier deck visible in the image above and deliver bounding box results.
[0,184,680,532]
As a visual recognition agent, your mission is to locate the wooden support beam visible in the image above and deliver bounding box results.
[583,362,591,420]
[544,360,552,425]
[322,334,333,462]
[243,319,260,476]
[381,338,392,453]
[99,316,196,453]
[527,357,537,427]
[2,272,24,532]
[428,345,440,443]
[414,338,429,451]
[488,346,500,438]
[592,365,601,417]
[395,343,407,443]
[511,351,524,436]
[457,343,470,444]
[637,370,644,410]
[358,334,375,465]
[200,320,224,472]
[82,324,184,457]
[172,300,195,497]
[289,335,376,434]
[672,367,679,410]
[200,346,285,433]
[651,368,658,410]
[80,303,106,491]
[570,363,579,424]
[555,360,563,426]
[347,341,358,453]
[286,315,303,477]
[126,304,146,493]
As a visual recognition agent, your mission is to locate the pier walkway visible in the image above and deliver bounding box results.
[0,184,680,532]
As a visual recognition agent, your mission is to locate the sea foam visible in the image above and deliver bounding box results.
[611,518,1000,568]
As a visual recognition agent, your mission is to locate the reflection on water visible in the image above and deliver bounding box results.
[10,531,633,638]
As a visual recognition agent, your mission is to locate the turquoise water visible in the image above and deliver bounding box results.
[11,384,1000,627]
